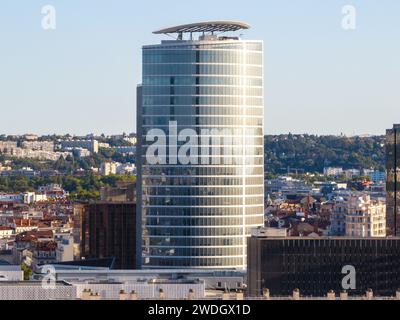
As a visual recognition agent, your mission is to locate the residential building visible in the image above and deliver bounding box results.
[27,240,58,271]
[116,163,136,175]
[137,21,264,269]
[60,140,99,153]
[368,171,386,183]
[330,194,386,237]
[0,141,17,154]
[100,162,118,176]
[344,169,361,179]
[21,141,54,152]
[113,146,136,154]
[55,234,74,262]
[0,227,13,239]
[323,167,343,177]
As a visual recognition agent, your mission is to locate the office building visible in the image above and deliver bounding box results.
[137,21,264,269]
[387,124,400,236]
[247,235,400,297]
[80,202,136,269]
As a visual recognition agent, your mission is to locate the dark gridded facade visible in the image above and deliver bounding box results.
[81,202,136,269]
[247,237,400,297]
[387,124,400,236]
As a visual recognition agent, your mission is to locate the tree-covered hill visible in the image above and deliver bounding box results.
[265,134,385,174]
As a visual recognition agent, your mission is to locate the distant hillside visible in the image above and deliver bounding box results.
[264,134,385,174]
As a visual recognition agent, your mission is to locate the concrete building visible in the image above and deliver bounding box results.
[323,167,344,177]
[100,162,118,176]
[137,21,264,269]
[0,282,76,300]
[368,171,386,183]
[60,140,99,153]
[344,169,361,179]
[36,267,245,293]
[0,141,17,154]
[21,141,54,152]
[0,279,204,300]
[0,227,13,238]
[330,194,386,237]
[55,234,74,262]
[100,181,136,202]
[23,192,48,204]
[0,266,24,281]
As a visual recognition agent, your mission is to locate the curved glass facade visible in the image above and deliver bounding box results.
[138,39,264,269]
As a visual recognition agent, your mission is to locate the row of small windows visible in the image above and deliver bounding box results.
[143,50,262,64]
[142,85,262,96]
[142,106,263,117]
[144,185,263,196]
[141,116,262,127]
[143,257,244,267]
[146,226,247,237]
[143,76,262,86]
[142,166,263,176]
[143,176,264,186]
[141,135,264,145]
[145,216,263,227]
[143,159,263,168]
[144,43,262,51]
[143,64,262,77]
[140,127,263,137]
[147,247,246,257]
[142,157,264,166]
[142,207,264,216]
[142,115,263,127]
[145,196,263,206]
[142,96,263,106]
[144,188,262,197]
[147,237,245,247]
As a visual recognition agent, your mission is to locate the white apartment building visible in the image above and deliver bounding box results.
[55,234,74,262]
[23,192,48,204]
[330,194,386,237]
[60,140,99,153]
[0,227,13,239]
[344,169,361,179]
[21,141,54,152]
[323,167,344,177]
[100,162,118,176]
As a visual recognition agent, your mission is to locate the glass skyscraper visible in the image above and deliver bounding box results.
[136,22,264,269]
[387,124,400,236]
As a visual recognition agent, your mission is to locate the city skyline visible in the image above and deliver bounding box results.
[1,0,399,136]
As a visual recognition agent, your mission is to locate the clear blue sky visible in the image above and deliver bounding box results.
[0,0,399,136]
